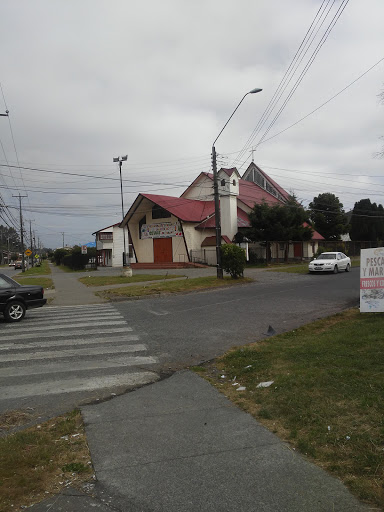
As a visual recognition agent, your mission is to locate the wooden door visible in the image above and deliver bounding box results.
[293,242,303,258]
[153,238,173,263]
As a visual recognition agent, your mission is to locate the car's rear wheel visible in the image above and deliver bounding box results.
[4,301,26,322]
[345,263,351,272]
[333,265,338,274]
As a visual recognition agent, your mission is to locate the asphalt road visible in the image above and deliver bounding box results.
[0,268,359,424]
[113,268,360,370]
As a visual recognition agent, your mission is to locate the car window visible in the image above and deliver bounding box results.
[337,254,342,260]
[318,253,336,260]
[0,277,11,289]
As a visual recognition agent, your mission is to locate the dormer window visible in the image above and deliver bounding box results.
[233,179,236,186]
[221,179,226,187]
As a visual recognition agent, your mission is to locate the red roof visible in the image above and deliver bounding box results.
[201,235,232,246]
[193,172,284,209]
[196,207,250,229]
[303,222,324,240]
[141,194,215,222]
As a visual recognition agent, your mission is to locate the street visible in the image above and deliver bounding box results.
[0,269,359,422]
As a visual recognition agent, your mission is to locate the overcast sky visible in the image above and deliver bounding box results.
[0,0,383,249]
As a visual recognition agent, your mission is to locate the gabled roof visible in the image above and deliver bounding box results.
[201,235,232,246]
[190,171,285,208]
[303,222,324,240]
[242,162,290,202]
[92,223,120,235]
[123,193,215,224]
[196,207,250,229]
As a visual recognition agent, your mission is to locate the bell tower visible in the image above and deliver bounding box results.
[218,168,240,241]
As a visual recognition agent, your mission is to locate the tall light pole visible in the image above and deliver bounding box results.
[212,87,262,278]
[113,155,129,267]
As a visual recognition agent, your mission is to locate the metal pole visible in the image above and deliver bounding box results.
[119,160,127,267]
[212,145,223,279]
[13,194,27,272]
[30,220,34,267]
[211,88,262,279]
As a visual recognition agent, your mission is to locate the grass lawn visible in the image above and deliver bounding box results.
[193,308,384,509]
[0,410,93,512]
[79,274,184,287]
[15,260,51,276]
[98,275,253,300]
[14,277,54,289]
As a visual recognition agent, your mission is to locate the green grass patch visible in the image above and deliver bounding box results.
[98,276,252,300]
[0,410,93,512]
[195,309,384,509]
[15,260,51,276]
[14,277,54,289]
[79,274,184,287]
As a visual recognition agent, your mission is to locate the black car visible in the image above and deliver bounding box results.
[0,273,47,322]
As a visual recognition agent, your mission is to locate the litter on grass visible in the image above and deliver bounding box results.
[236,386,246,391]
[256,380,274,388]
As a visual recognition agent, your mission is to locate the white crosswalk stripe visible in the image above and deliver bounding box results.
[0,304,159,402]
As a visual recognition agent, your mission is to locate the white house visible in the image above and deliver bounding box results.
[93,223,136,267]
[116,162,324,267]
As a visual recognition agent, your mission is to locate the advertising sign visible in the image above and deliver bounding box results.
[360,247,384,312]
[81,245,88,254]
[141,222,183,239]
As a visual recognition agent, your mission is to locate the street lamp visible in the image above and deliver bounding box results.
[113,155,129,267]
[212,87,262,278]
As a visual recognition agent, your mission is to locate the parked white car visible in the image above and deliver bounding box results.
[309,252,351,274]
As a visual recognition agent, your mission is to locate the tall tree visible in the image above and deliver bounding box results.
[349,198,384,241]
[309,193,348,240]
[248,196,313,263]
[0,225,20,262]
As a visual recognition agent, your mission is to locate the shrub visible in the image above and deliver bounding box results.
[52,248,69,266]
[62,246,89,270]
[221,244,246,279]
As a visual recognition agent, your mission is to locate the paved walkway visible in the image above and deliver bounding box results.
[30,372,370,511]
[48,263,105,305]
[28,264,371,511]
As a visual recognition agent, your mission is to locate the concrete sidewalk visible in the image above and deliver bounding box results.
[48,263,105,305]
[30,372,371,511]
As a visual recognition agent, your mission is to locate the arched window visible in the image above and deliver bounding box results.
[221,179,226,187]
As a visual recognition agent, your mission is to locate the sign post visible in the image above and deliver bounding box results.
[360,247,384,312]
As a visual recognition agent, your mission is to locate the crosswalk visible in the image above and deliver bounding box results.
[0,304,159,402]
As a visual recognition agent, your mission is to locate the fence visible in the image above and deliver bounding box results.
[315,240,383,257]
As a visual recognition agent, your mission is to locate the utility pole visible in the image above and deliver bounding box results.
[61,232,65,248]
[13,194,27,272]
[29,220,34,267]
[113,155,129,268]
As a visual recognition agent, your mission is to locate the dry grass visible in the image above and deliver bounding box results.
[194,308,384,509]
[0,410,93,512]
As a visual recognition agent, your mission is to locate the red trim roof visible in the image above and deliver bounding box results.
[141,194,215,222]
[196,207,250,229]
[201,235,232,246]
[303,222,324,240]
